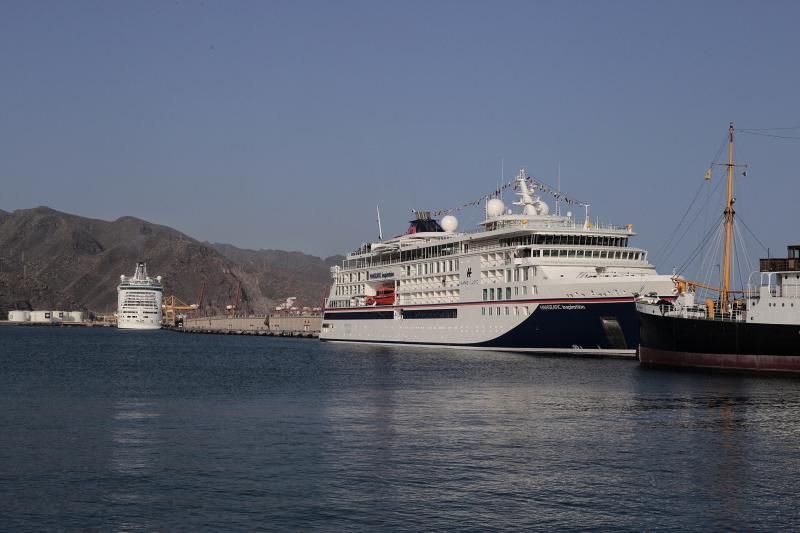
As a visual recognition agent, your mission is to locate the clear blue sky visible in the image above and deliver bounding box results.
[1,1,798,276]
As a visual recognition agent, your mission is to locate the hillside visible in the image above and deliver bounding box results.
[0,207,337,315]
[211,244,340,309]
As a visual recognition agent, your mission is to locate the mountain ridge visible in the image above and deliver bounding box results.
[0,207,339,315]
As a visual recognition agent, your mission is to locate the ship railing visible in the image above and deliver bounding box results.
[463,219,632,234]
[344,221,636,262]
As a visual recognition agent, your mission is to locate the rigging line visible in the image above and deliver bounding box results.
[735,214,770,254]
[676,213,724,275]
[651,179,706,264]
[654,132,728,265]
[675,213,725,275]
[697,223,724,298]
[738,130,800,140]
[660,175,725,266]
[739,126,800,131]
[733,220,753,292]
[710,132,729,167]
[733,225,744,294]
[703,223,724,294]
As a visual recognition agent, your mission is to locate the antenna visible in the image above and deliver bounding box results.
[557,162,561,217]
[376,205,383,241]
[499,158,504,202]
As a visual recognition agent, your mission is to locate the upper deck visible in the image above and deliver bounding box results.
[759,245,800,272]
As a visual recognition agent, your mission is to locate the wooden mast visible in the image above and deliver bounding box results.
[721,122,735,310]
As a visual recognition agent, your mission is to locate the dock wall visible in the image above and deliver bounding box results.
[180,314,322,337]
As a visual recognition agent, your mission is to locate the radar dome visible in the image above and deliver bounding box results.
[441,215,459,232]
[486,198,505,217]
[534,200,550,215]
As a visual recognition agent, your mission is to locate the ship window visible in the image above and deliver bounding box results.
[497,290,503,301]
[488,307,493,316]
[560,250,567,257]
[497,307,501,316]
[506,287,512,299]
[523,286,528,295]
[505,307,510,316]
[482,307,486,316]
[515,287,519,296]
[483,289,488,301]
[489,288,495,300]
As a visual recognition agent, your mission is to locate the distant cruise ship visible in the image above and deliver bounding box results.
[117,262,163,330]
[320,170,676,355]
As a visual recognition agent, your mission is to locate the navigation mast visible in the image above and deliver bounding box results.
[721,122,735,311]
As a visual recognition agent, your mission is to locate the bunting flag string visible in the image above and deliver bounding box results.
[421,176,589,217]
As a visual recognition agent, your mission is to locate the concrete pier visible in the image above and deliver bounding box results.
[175,314,322,338]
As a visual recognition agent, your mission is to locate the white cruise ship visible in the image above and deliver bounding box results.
[117,262,163,330]
[320,170,676,355]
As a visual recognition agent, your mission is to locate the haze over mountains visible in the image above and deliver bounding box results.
[0,207,340,315]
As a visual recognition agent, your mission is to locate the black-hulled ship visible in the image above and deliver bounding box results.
[636,124,800,373]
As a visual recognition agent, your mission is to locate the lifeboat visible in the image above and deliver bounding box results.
[366,287,395,306]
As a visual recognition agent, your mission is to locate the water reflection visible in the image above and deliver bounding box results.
[110,400,160,476]
[108,400,161,531]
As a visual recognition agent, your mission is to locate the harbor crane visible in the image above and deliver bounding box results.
[162,295,198,326]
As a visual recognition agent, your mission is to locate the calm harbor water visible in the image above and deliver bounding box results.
[1,327,799,531]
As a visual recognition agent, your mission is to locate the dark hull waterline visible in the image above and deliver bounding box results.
[638,310,800,373]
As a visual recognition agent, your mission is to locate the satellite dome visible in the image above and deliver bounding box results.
[535,200,550,215]
[441,215,459,232]
[486,198,505,217]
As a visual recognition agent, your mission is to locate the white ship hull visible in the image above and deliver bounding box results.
[117,316,162,330]
[322,264,675,355]
[117,262,163,330]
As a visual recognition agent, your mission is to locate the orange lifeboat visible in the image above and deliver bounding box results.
[366,287,395,306]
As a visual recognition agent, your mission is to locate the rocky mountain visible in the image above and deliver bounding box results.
[211,243,340,309]
[0,207,339,315]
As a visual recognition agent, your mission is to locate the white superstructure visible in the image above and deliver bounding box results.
[117,262,163,330]
[320,169,676,355]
